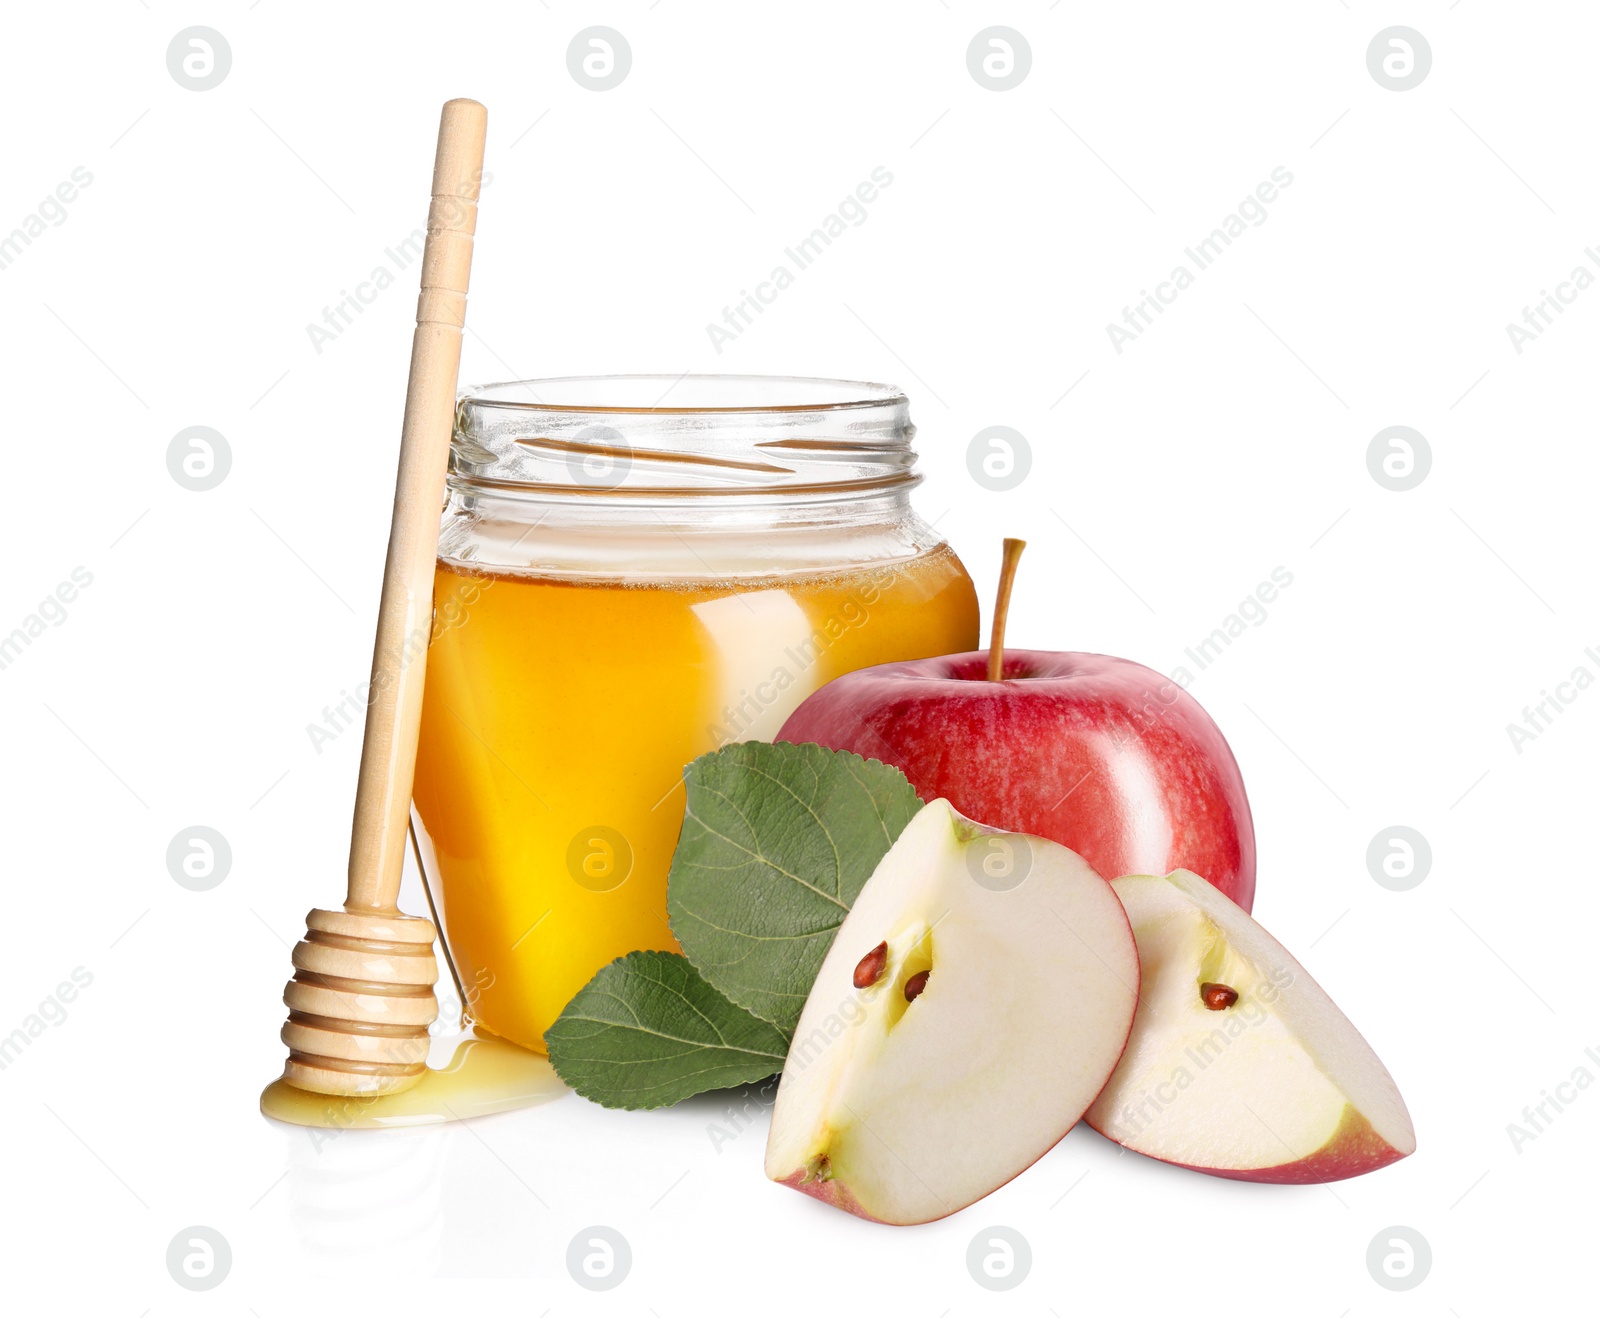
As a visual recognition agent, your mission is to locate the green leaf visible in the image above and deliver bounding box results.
[543,950,789,1110]
[667,741,922,1033]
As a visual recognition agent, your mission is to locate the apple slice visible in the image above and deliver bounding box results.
[1086,869,1415,1182]
[763,798,1139,1225]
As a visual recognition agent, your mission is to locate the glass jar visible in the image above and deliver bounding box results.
[411,375,978,1052]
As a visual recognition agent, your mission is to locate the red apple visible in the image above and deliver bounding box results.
[777,650,1256,910]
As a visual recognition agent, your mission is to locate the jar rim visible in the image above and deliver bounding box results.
[460,373,908,416]
[451,373,921,502]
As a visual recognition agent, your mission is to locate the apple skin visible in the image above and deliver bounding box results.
[1172,1106,1409,1185]
[777,649,1257,910]
[772,1168,889,1224]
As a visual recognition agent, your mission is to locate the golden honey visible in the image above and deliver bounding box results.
[412,546,979,1052]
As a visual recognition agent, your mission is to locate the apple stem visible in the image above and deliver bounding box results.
[986,538,1026,682]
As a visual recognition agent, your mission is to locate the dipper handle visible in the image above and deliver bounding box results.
[347,97,486,912]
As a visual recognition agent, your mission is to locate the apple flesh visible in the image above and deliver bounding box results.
[763,799,1140,1225]
[777,649,1257,910]
[1086,869,1415,1182]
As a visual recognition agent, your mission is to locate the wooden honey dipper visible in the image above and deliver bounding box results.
[278,98,488,1096]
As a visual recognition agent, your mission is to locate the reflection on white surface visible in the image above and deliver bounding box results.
[283,1122,451,1277]
[266,1027,567,1278]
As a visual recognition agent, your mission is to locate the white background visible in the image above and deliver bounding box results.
[3,1,1595,1312]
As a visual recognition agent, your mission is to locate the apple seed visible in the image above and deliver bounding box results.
[904,969,930,1002]
[1200,981,1239,1011]
[854,941,889,989]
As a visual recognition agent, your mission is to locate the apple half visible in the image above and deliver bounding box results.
[1086,869,1415,1182]
[764,799,1140,1225]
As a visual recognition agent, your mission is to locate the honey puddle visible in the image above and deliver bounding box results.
[260,1031,567,1129]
